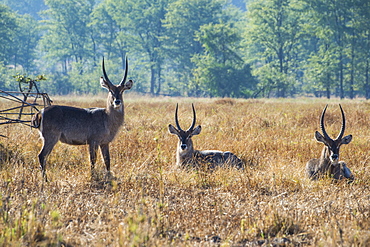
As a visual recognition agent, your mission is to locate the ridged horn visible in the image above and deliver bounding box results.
[102,57,114,88]
[335,104,346,140]
[119,56,128,87]
[175,103,182,131]
[320,104,332,140]
[187,103,196,131]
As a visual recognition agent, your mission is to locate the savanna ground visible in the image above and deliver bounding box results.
[0,94,369,246]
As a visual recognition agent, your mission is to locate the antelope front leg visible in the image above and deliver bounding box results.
[89,142,99,179]
[100,144,110,172]
[38,136,58,182]
[38,153,48,182]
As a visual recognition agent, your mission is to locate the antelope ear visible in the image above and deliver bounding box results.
[121,79,133,91]
[168,124,179,135]
[100,77,111,90]
[341,135,352,145]
[314,131,326,144]
[191,125,202,136]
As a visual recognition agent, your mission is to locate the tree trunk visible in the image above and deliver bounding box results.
[366,60,370,99]
[326,74,330,99]
[155,66,161,95]
[150,65,156,95]
[339,52,344,99]
[349,36,356,99]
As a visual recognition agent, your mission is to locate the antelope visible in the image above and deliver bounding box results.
[168,104,243,170]
[32,58,133,182]
[306,104,354,181]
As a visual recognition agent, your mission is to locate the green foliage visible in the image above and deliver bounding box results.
[193,54,256,97]
[68,61,104,94]
[301,0,370,98]
[163,0,225,72]
[107,0,170,95]
[40,0,95,73]
[0,4,17,65]
[0,195,62,245]
[91,0,127,60]
[0,63,17,91]
[13,74,47,84]
[192,23,257,97]
[12,14,41,71]
[163,0,226,66]
[162,0,248,96]
[0,0,370,98]
[245,0,307,97]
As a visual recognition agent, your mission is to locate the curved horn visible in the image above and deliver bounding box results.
[102,57,114,87]
[175,103,182,131]
[119,56,128,87]
[320,104,332,140]
[335,104,346,140]
[187,103,196,131]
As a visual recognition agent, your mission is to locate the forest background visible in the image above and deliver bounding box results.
[0,0,370,99]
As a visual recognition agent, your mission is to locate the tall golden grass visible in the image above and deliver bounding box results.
[0,95,369,246]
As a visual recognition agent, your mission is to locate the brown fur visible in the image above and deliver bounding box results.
[306,105,354,181]
[169,104,243,170]
[33,59,133,181]
[31,111,42,128]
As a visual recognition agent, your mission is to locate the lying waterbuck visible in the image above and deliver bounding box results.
[306,104,354,181]
[32,58,133,181]
[168,104,243,170]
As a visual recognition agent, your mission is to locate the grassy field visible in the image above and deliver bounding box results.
[0,95,369,246]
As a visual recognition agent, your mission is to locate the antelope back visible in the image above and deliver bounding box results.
[33,57,133,182]
[329,161,353,180]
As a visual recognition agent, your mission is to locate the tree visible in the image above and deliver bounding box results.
[357,22,370,99]
[11,14,41,71]
[163,0,227,95]
[245,0,307,97]
[302,0,365,99]
[303,44,339,99]
[91,0,129,66]
[0,4,17,65]
[347,0,370,99]
[40,0,95,74]
[111,0,171,95]
[192,22,257,97]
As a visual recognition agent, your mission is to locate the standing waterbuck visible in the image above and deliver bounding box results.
[32,58,133,181]
[306,104,354,181]
[168,104,243,170]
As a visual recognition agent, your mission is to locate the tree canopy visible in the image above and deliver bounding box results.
[0,0,369,99]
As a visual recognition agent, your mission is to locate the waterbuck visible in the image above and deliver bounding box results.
[306,104,354,181]
[168,104,243,170]
[32,58,133,181]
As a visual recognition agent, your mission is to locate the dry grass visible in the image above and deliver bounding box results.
[0,95,369,246]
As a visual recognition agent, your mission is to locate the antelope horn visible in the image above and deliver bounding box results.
[335,104,346,140]
[102,57,114,88]
[175,103,182,131]
[119,56,128,87]
[187,103,196,131]
[320,104,332,140]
